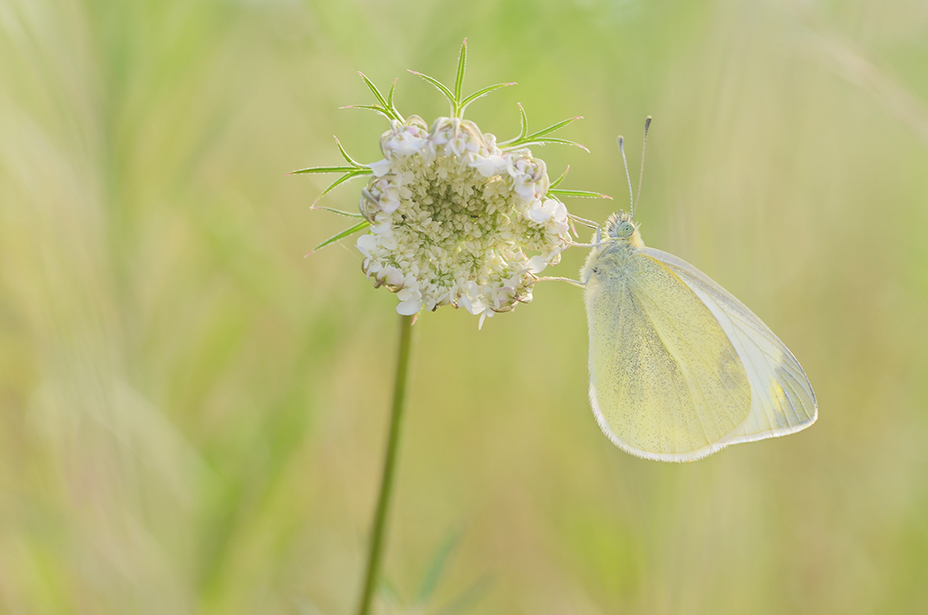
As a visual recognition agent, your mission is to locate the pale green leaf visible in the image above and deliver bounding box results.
[358,72,401,121]
[458,82,516,115]
[333,136,364,168]
[311,220,370,252]
[523,115,582,140]
[453,39,467,105]
[292,165,357,175]
[341,104,395,121]
[311,206,364,218]
[548,188,612,199]
[505,137,589,151]
[313,169,371,203]
[549,165,570,189]
[408,70,456,108]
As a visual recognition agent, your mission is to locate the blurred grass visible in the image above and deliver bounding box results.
[2,0,928,613]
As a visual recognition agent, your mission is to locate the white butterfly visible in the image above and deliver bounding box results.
[573,119,816,462]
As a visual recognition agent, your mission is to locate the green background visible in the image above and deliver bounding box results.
[2,0,928,613]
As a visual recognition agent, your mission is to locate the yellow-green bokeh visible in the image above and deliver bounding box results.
[2,0,927,613]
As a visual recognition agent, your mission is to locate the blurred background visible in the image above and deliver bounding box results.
[2,0,928,613]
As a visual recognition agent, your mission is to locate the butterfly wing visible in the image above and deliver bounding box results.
[642,247,818,446]
[585,252,754,461]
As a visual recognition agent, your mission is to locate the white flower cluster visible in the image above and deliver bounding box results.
[356,116,572,326]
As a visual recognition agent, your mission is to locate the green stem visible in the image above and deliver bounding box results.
[356,314,415,615]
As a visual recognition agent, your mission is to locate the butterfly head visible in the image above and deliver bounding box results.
[604,211,643,248]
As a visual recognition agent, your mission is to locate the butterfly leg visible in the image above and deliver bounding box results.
[569,240,609,248]
[568,213,600,228]
[567,213,602,245]
[534,275,586,288]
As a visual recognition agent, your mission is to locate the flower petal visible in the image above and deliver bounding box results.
[356,234,377,257]
[527,255,548,273]
[397,297,422,315]
[369,159,392,177]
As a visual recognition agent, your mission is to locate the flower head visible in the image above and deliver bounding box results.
[358,116,571,326]
[298,41,607,326]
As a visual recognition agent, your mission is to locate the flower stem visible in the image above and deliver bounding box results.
[356,313,415,615]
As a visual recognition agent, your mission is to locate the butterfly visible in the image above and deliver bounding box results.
[578,119,816,462]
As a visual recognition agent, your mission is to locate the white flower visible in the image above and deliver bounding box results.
[354,115,573,322]
[471,154,507,178]
[527,200,551,223]
[383,266,404,287]
[369,159,392,177]
[356,234,377,258]
[382,120,429,157]
[378,188,401,214]
[527,255,549,274]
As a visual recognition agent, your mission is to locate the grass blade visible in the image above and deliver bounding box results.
[380,577,403,606]
[415,530,463,604]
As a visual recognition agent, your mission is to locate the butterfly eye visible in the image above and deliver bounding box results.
[616,221,635,237]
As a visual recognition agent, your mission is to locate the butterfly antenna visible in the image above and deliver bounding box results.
[633,116,652,215]
[617,136,634,216]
